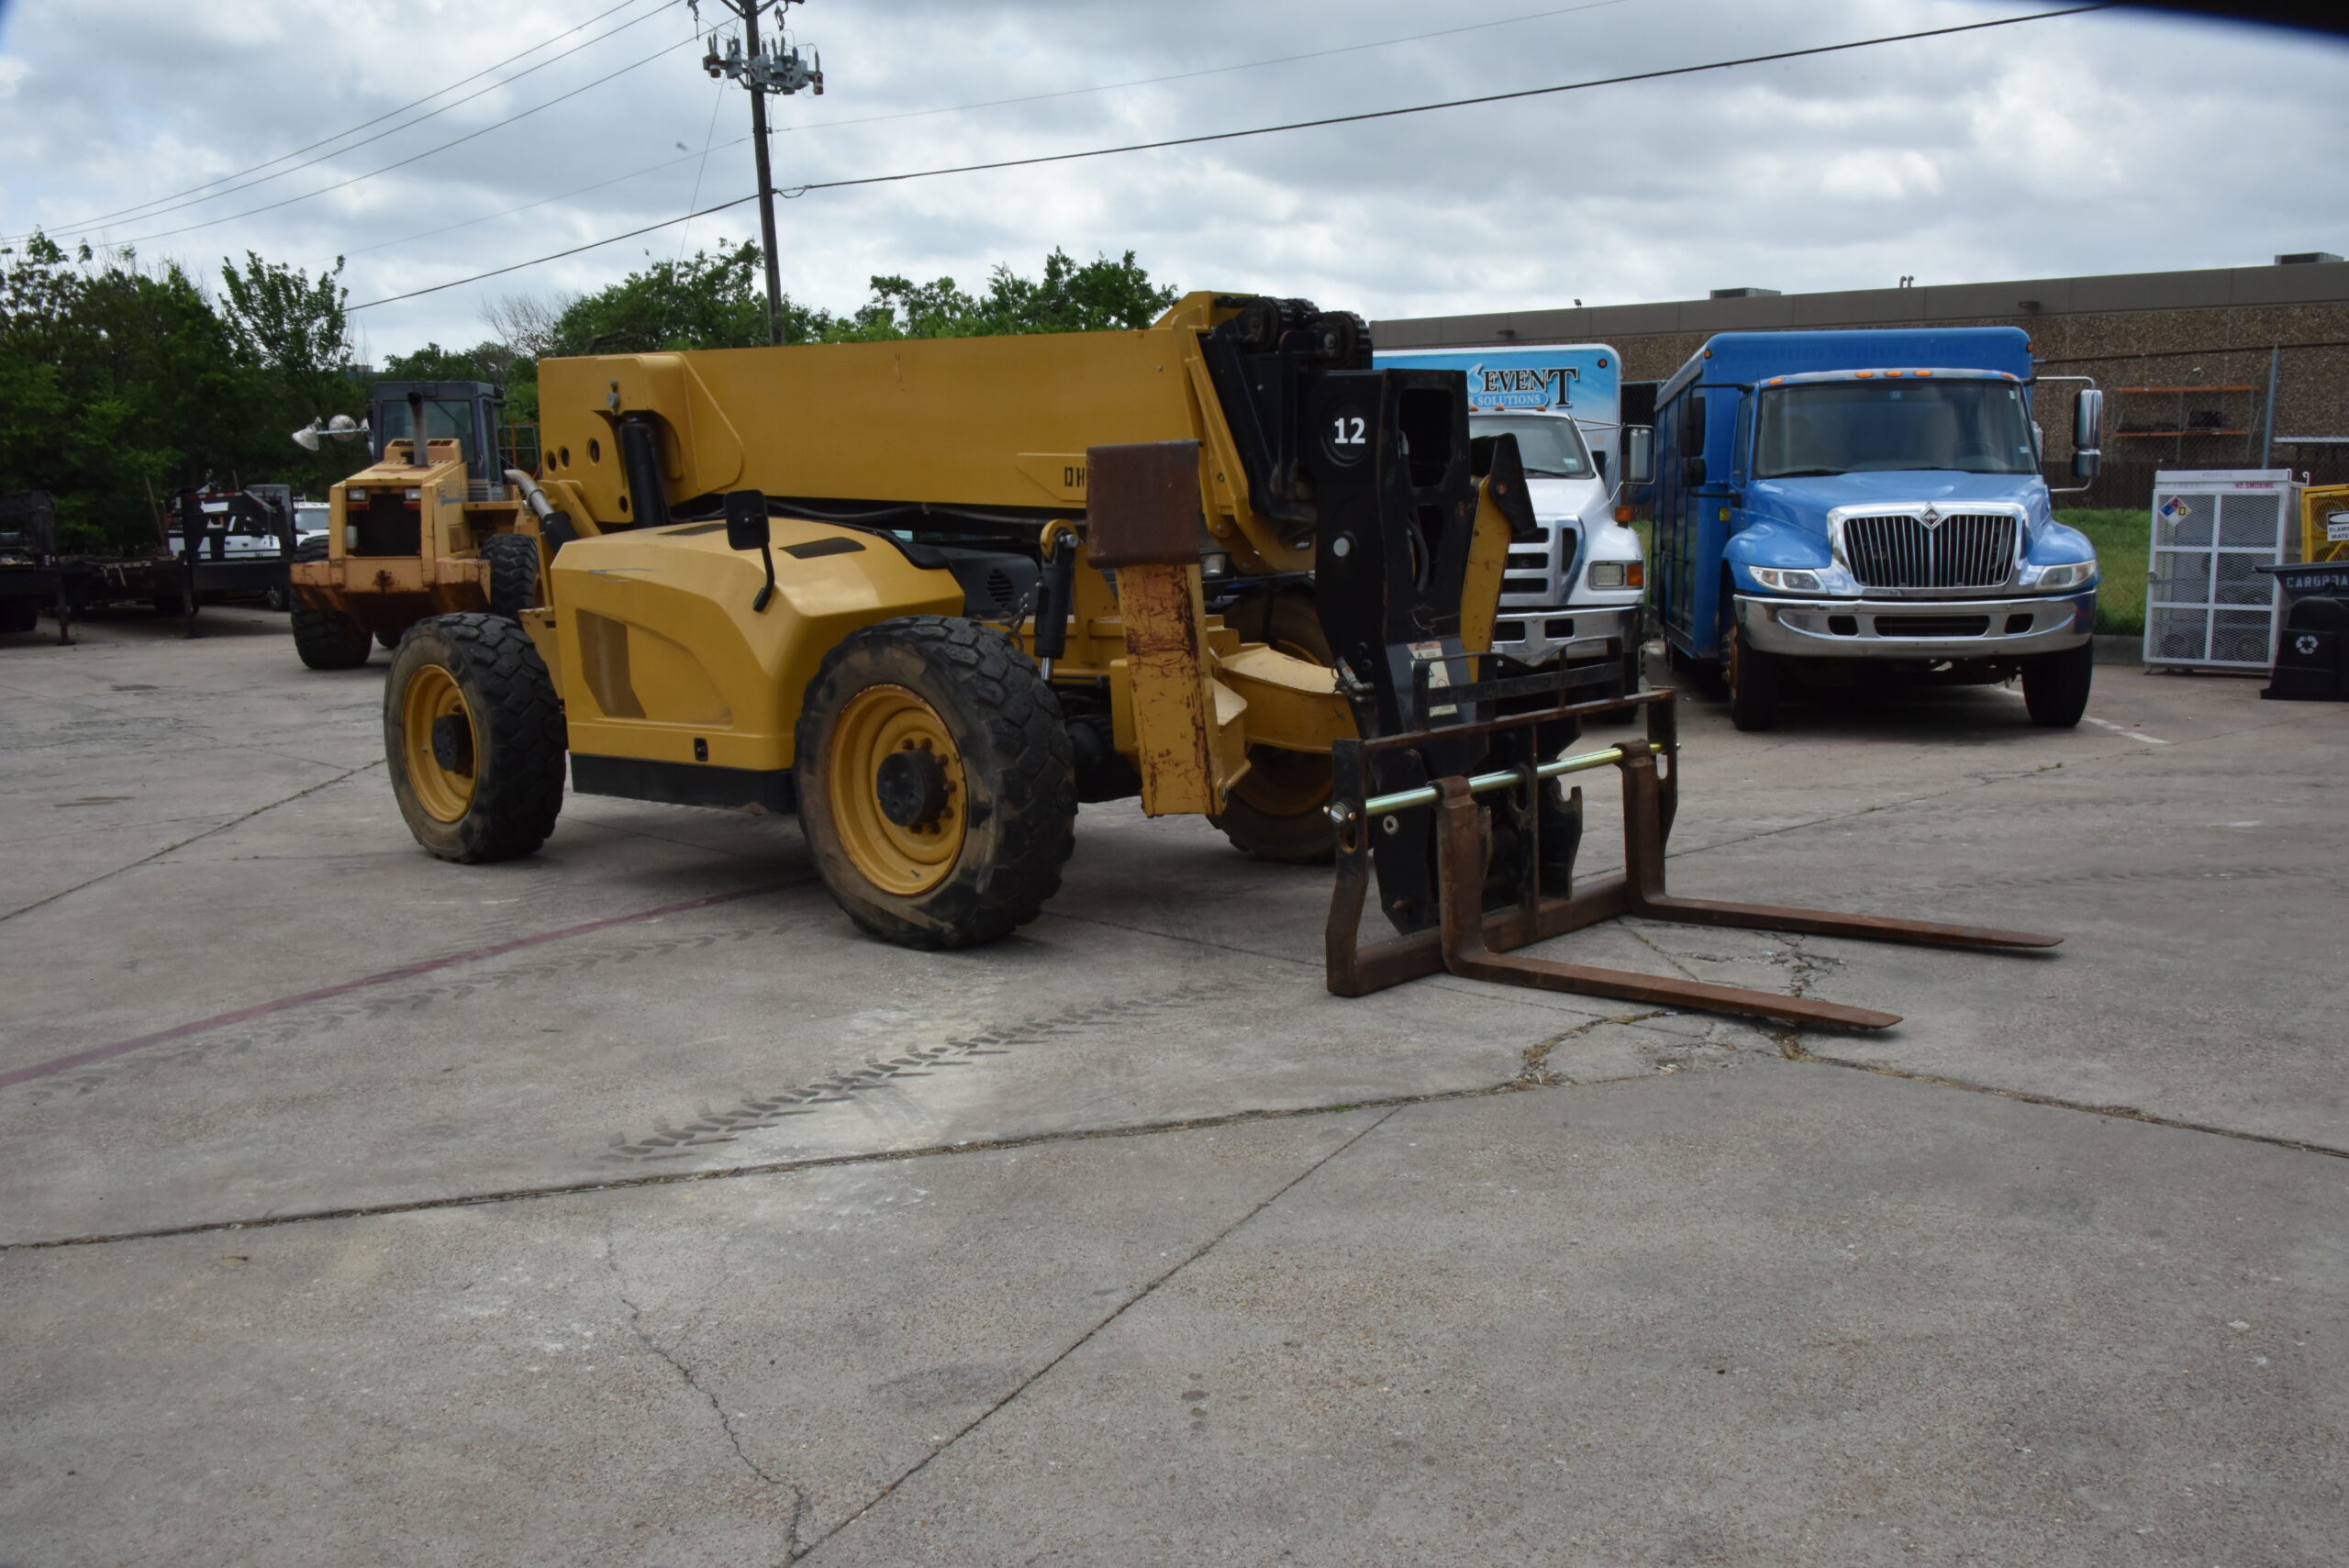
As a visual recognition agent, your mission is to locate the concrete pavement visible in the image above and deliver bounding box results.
[2,606,2343,1565]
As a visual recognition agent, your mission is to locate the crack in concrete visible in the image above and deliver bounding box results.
[600,1219,809,1546]
[1753,929,2349,1162]
[0,1089,1504,1252]
[792,1106,1402,1562]
[0,759,383,926]
[1516,1010,1673,1085]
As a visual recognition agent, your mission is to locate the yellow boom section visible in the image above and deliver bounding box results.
[533,294,1308,575]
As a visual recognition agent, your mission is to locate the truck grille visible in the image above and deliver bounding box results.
[1842,513,2015,589]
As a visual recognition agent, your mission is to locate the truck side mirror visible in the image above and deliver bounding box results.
[1625,427,1655,487]
[725,489,777,612]
[2071,388,2104,482]
[1681,453,1709,488]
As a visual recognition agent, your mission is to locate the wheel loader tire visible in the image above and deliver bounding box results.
[796,616,1075,950]
[384,613,567,863]
[1212,588,1341,863]
[482,533,540,621]
[375,629,403,651]
[292,604,373,670]
[2021,639,2094,728]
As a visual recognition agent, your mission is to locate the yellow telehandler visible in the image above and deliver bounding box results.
[380,292,2055,1028]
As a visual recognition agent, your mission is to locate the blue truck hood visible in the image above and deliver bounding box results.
[1748,470,2041,516]
[1731,469,2061,572]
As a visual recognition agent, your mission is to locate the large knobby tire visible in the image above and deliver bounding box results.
[2022,639,2094,728]
[293,603,373,670]
[1726,618,1780,732]
[796,616,1075,950]
[375,629,404,651]
[482,532,540,621]
[384,613,567,862]
[1211,589,1341,863]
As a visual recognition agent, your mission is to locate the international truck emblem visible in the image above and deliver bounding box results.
[1919,506,1943,528]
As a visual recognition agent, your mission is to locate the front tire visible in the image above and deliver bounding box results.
[1726,619,1780,732]
[482,533,540,621]
[293,604,373,669]
[2022,640,2094,728]
[1212,588,1342,862]
[796,617,1075,950]
[384,613,566,862]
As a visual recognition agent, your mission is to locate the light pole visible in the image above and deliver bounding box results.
[702,0,824,346]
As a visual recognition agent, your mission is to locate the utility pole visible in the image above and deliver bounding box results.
[701,0,824,346]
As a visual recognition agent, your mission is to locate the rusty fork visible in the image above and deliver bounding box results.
[1328,690,2059,1030]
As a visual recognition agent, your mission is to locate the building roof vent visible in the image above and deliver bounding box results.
[2275,251,2343,264]
[1710,287,1781,298]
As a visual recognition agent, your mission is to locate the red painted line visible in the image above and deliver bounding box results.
[0,884,795,1093]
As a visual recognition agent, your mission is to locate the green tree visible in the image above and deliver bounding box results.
[835,248,1176,340]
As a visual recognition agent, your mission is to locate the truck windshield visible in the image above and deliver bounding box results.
[1470,414,1593,479]
[1754,381,2037,478]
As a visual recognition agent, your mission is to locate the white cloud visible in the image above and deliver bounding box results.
[0,0,2343,356]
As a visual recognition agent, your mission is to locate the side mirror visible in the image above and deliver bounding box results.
[725,489,776,612]
[2071,387,2104,482]
[1681,453,1709,488]
[1624,427,1655,487]
[724,489,771,552]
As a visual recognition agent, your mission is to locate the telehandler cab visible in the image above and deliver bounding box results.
[381,292,2056,1029]
[287,381,540,669]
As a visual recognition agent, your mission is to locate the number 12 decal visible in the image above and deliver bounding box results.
[1330,415,1366,446]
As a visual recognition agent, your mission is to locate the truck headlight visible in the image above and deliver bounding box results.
[1748,566,1822,592]
[1586,561,1644,589]
[2024,560,2096,591]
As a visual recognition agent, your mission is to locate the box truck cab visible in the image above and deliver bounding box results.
[1375,344,1647,699]
[1651,327,2104,731]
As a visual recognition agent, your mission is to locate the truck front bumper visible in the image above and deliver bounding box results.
[1490,604,1640,666]
[1734,593,2094,661]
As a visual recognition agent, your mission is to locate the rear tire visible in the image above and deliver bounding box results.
[482,533,540,621]
[2022,640,2094,728]
[1726,619,1780,732]
[796,616,1075,950]
[384,613,567,862]
[292,604,373,669]
[375,629,403,651]
[1212,588,1342,863]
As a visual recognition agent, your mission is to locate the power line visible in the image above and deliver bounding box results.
[16,0,681,241]
[770,0,1642,140]
[106,30,703,250]
[329,0,1634,270]
[348,5,2110,314]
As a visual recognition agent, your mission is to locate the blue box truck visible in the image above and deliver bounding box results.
[1375,343,1648,699]
[1648,326,2105,730]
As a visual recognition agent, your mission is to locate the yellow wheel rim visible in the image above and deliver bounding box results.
[827,684,967,896]
[1230,628,1340,819]
[401,663,478,824]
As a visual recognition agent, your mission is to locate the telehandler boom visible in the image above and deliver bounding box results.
[381,292,2056,1028]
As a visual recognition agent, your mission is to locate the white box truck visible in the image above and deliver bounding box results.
[1374,343,1647,697]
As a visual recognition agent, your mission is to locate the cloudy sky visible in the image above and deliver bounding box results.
[0,0,2343,362]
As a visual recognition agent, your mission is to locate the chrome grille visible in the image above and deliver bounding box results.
[1842,513,2016,589]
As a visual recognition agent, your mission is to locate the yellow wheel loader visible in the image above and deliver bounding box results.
[288,381,538,669]
[381,293,2059,1026]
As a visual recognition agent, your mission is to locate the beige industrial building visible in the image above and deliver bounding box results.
[1376,256,2349,504]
